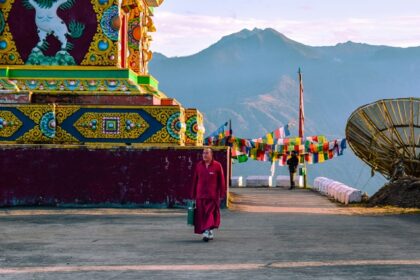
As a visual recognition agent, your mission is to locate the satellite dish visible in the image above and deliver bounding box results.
[346,98,420,179]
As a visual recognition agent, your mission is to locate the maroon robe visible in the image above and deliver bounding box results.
[191,160,226,234]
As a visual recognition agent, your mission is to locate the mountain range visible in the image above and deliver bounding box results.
[149,28,420,194]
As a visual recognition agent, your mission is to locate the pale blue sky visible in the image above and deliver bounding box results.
[152,0,420,56]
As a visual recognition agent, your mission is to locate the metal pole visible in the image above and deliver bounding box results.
[298,68,308,188]
[228,119,232,188]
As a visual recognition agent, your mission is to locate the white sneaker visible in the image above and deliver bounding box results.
[208,230,214,240]
[202,230,210,242]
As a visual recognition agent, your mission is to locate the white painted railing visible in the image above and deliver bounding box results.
[313,177,362,205]
[231,176,245,187]
[232,175,300,188]
[245,176,273,187]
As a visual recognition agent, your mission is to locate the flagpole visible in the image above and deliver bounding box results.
[298,68,308,189]
[228,119,232,189]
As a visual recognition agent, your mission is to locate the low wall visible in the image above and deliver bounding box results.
[231,176,244,187]
[0,145,229,208]
[313,177,362,205]
[231,175,299,188]
[246,176,273,187]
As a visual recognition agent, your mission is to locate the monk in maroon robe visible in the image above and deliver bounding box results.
[191,148,226,242]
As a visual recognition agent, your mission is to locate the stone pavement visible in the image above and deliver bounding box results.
[1,188,420,279]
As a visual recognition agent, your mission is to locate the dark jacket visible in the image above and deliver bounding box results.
[287,155,299,173]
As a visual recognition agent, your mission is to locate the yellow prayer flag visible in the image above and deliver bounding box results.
[318,152,325,163]
[265,133,274,145]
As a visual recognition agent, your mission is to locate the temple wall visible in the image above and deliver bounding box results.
[0,145,229,207]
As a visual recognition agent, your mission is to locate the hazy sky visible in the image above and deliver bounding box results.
[152,0,420,57]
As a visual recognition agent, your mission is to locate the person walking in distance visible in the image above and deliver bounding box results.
[191,148,226,242]
[287,151,299,190]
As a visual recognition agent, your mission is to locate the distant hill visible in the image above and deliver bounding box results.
[149,28,420,194]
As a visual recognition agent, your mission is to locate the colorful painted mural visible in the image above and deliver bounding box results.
[1,0,115,66]
[0,0,159,72]
[0,104,186,145]
[0,67,161,95]
[185,108,204,146]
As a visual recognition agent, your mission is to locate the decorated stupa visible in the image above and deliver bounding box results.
[0,0,204,146]
[0,0,223,207]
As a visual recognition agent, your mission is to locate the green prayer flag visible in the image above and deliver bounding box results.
[237,154,248,163]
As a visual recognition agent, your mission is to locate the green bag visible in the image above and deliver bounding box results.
[187,201,195,226]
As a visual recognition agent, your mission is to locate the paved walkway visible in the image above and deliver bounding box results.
[1,188,420,279]
[230,187,339,214]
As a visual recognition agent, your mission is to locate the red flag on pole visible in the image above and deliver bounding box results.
[298,68,305,138]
